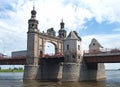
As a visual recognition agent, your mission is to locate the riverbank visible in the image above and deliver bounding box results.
[0,69,24,72]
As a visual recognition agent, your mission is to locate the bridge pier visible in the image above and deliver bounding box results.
[86,63,106,81]
[62,63,80,81]
[23,65,39,80]
[24,59,63,81]
[62,62,105,81]
[37,59,63,81]
[62,62,88,81]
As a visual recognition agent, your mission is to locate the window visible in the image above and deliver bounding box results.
[78,45,79,50]
[67,45,69,50]
[66,55,69,58]
[78,56,80,59]
[32,24,34,27]
[72,55,75,58]
[66,55,69,61]
[93,43,95,46]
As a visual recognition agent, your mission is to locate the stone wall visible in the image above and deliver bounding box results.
[36,59,63,81]
[86,63,106,81]
[23,65,39,80]
[62,63,80,81]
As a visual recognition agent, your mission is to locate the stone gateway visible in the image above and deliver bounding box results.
[23,7,105,81]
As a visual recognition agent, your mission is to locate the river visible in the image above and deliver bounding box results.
[0,70,120,87]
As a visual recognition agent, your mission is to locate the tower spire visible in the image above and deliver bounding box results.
[33,5,35,10]
[60,19,64,29]
[58,19,66,39]
[62,18,63,22]
[28,6,39,30]
[31,5,37,19]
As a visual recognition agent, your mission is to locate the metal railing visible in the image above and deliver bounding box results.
[0,52,64,60]
[84,48,120,55]
[40,52,64,58]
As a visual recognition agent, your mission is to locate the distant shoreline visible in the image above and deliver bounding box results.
[106,69,120,71]
[0,69,24,72]
[0,69,119,72]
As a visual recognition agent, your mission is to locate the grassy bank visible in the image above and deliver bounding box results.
[0,68,24,72]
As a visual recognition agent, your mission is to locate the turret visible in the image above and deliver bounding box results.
[58,19,66,39]
[62,31,83,81]
[28,6,39,32]
[64,31,82,63]
[89,38,103,52]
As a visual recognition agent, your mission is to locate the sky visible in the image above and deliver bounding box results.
[0,0,120,69]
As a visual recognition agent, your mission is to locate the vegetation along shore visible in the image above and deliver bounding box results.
[0,67,24,72]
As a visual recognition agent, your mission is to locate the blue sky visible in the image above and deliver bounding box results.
[0,0,120,69]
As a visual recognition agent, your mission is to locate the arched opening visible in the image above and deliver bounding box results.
[44,42,56,55]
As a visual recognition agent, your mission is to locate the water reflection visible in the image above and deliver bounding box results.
[62,81,106,87]
[23,80,106,87]
[0,71,120,87]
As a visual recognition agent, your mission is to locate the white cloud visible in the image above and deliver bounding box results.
[81,0,120,23]
[62,0,120,24]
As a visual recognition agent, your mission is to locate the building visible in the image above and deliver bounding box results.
[12,50,27,58]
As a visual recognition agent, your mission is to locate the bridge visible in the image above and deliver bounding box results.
[84,48,120,63]
[1,7,120,81]
[0,53,64,65]
[0,48,120,65]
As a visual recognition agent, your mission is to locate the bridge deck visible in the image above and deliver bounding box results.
[0,56,64,65]
[84,49,120,63]
[1,49,120,65]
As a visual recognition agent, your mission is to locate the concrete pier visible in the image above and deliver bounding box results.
[23,65,39,80]
[62,63,80,81]
[86,63,106,81]
[37,59,63,81]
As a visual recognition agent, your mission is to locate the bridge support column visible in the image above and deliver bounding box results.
[62,62,106,81]
[86,63,106,81]
[23,65,40,80]
[62,63,80,81]
[37,59,63,81]
[62,61,89,81]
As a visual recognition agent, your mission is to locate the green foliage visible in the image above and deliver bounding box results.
[0,67,24,72]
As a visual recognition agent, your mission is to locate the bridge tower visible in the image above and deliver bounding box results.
[62,31,83,81]
[24,6,40,80]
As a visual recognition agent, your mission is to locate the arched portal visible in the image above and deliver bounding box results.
[38,34,63,58]
[44,42,56,55]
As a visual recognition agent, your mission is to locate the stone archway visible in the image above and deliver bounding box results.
[38,34,63,58]
[44,40,59,54]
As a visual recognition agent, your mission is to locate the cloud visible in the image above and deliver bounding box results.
[76,0,120,23]
[62,0,120,24]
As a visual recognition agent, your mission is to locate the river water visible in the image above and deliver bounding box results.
[0,70,120,87]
